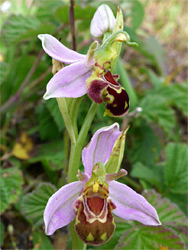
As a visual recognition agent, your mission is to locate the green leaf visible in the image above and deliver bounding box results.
[131,162,163,190]
[35,0,63,22]
[142,190,188,227]
[1,52,49,108]
[17,22,55,42]
[46,99,65,132]
[145,36,166,75]
[0,62,8,86]
[0,222,4,246]
[21,182,56,226]
[146,69,163,88]
[130,0,145,30]
[154,82,188,116]
[0,167,23,213]
[54,5,69,24]
[2,15,40,46]
[36,104,62,141]
[116,226,184,250]
[74,5,96,20]
[116,59,138,108]
[123,26,163,72]
[166,192,188,216]
[140,94,177,138]
[164,143,188,194]
[29,140,65,170]
[32,230,53,250]
[129,121,161,165]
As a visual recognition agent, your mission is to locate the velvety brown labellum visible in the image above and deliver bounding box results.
[87,70,129,117]
[105,86,129,116]
[87,80,108,103]
[74,186,116,245]
[104,71,129,117]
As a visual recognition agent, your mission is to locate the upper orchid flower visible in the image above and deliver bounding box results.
[38,5,137,116]
[44,123,161,246]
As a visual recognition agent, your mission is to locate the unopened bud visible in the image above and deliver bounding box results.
[90,4,116,38]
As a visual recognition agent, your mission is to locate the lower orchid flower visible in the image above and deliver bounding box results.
[44,123,161,245]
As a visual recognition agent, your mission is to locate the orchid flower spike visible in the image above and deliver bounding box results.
[44,123,161,246]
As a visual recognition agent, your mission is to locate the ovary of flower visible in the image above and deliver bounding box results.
[43,123,161,246]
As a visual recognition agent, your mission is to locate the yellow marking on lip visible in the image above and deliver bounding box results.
[86,232,94,241]
[100,232,107,241]
[124,102,128,109]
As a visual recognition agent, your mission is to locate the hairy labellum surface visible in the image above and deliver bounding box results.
[87,70,129,117]
[74,184,116,245]
[103,71,129,117]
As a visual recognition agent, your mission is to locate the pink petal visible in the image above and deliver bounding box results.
[44,60,91,99]
[44,181,84,235]
[109,181,161,226]
[82,123,121,176]
[38,34,86,64]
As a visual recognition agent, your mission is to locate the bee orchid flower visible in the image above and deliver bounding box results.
[38,5,138,116]
[44,123,161,245]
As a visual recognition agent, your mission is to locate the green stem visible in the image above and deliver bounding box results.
[58,131,70,188]
[77,102,98,149]
[115,59,138,108]
[56,98,76,144]
[67,102,97,248]
[69,222,84,250]
[70,97,83,139]
[68,102,98,183]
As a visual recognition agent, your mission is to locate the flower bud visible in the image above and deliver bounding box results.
[90,4,116,38]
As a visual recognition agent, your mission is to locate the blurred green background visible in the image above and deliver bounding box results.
[0,0,187,249]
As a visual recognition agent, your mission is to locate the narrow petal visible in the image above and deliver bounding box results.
[38,34,86,64]
[82,123,121,176]
[109,181,161,226]
[44,60,91,100]
[44,181,84,235]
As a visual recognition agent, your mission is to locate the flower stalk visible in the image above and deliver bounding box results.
[56,98,77,144]
[67,102,98,183]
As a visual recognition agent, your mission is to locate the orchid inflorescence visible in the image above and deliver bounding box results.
[38,4,161,247]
